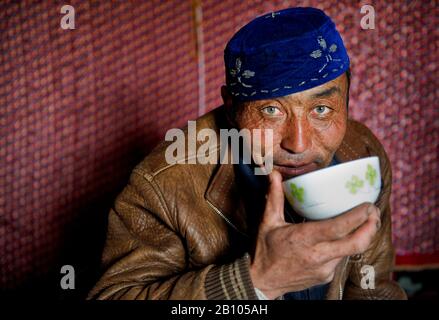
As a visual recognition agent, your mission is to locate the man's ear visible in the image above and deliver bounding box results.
[221,85,237,127]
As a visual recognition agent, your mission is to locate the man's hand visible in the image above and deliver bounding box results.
[249,170,381,300]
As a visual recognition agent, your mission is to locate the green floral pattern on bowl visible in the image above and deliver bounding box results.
[365,164,377,186]
[344,164,379,194]
[284,158,380,219]
[345,175,364,194]
[289,183,304,204]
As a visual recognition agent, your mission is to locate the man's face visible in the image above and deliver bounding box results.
[227,73,348,180]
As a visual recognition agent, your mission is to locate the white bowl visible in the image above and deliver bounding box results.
[282,156,381,220]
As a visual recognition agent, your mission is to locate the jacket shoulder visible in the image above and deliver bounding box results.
[132,107,226,180]
[344,119,389,161]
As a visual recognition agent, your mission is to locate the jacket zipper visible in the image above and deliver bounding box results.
[206,199,249,237]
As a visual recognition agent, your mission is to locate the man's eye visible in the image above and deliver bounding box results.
[261,106,282,116]
[313,105,331,116]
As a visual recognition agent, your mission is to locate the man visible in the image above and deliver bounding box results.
[88,7,406,300]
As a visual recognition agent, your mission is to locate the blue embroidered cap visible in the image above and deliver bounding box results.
[224,7,350,101]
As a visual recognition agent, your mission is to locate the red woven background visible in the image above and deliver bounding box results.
[1,0,438,292]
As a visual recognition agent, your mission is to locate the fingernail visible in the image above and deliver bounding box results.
[377,207,382,217]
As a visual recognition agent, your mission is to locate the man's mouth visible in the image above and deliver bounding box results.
[273,162,319,179]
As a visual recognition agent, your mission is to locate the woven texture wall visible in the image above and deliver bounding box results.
[1,0,437,292]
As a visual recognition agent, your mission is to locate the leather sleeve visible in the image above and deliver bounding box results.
[343,123,407,300]
[87,169,257,300]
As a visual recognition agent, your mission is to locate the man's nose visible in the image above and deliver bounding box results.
[281,118,312,154]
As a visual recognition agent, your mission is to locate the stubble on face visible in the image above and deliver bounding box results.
[233,73,349,180]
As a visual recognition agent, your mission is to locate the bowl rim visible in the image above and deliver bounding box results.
[283,156,380,185]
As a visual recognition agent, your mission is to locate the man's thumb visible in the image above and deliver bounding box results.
[263,170,285,226]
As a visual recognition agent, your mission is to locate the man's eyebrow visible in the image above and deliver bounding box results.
[311,86,341,99]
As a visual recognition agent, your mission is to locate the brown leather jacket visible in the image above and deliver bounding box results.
[88,106,407,300]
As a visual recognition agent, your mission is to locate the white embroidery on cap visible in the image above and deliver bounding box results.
[265,12,280,19]
[310,36,339,74]
[229,58,255,90]
[229,35,346,98]
[242,70,255,78]
[310,50,322,58]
